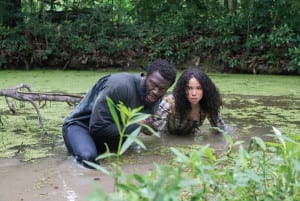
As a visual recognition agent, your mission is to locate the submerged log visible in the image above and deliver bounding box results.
[0,84,83,127]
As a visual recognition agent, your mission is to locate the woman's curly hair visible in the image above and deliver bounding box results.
[173,68,223,118]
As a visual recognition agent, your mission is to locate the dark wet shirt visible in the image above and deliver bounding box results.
[63,73,161,139]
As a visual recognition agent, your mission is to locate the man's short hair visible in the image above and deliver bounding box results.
[147,59,176,85]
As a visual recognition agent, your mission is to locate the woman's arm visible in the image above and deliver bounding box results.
[149,97,173,132]
[208,112,228,132]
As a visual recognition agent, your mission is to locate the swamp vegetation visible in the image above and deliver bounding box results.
[0,70,299,200]
[1,1,300,74]
[0,70,299,161]
[1,1,299,199]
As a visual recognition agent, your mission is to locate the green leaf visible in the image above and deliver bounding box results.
[223,132,233,146]
[106,97,121,134]
[83,160,111,175]
[132,106,144,114]
[118,101,131,117]
[120,127,145,155]
[265,141,281,148]
[127,113,150,126]
[178,178,200,187]
[132,174,146,184]
[140,124,160,137]
[253,136,266,151]
[115,183,138,193]
[205,147,216,162]
[95,152,117,160]
[233,140,244,146]
[119,107,127,126]
[87,187,108,201]
[292,159,300,172]
[132,138,146,150]
[170,147,189,163]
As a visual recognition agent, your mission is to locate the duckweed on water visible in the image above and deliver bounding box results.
[222,95,300,135]
[0,70,299,161]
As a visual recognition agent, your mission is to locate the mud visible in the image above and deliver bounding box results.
[0,135,170,201]
[0,124,274,201]
[1,70,299,201]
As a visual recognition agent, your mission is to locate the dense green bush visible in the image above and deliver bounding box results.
[288,46,300,73]
[0,0,300,74]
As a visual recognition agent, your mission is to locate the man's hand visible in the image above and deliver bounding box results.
[141,116,153,125]
[140,116,156,135]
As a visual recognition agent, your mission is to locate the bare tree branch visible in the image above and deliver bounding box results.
[0,84,83,127]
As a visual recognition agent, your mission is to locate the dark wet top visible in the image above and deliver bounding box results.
[63,73,161,139]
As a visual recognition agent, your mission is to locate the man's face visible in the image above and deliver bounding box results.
[144,71,171,105]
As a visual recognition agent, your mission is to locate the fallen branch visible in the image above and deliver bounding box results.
[0,83,83,127]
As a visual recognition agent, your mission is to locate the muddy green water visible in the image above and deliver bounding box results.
[0,70,299,201]
[0,70,299,161]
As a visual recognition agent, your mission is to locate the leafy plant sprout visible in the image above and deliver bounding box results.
[84,96,158,189]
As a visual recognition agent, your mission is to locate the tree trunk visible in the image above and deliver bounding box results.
[231,0,237,15]
[224,0,229,13]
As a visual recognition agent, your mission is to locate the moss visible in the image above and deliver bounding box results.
[210,73,300,97]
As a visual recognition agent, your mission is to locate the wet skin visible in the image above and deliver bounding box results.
[186,77,203,106]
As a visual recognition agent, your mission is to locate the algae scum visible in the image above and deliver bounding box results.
[0,101,67,160]
[0,71,299,161]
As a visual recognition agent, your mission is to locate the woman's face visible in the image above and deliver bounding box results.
[186,76,203,105]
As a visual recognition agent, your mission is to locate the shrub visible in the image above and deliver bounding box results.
[87,126,300,201]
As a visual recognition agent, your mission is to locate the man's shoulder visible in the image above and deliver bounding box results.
[103,73,142,94]
[110,72,140,81]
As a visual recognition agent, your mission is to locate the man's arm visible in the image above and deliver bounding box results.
[89,85,139,139]
[141,97,172,135]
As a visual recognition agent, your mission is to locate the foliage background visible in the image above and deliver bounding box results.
[0,0,300,74]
